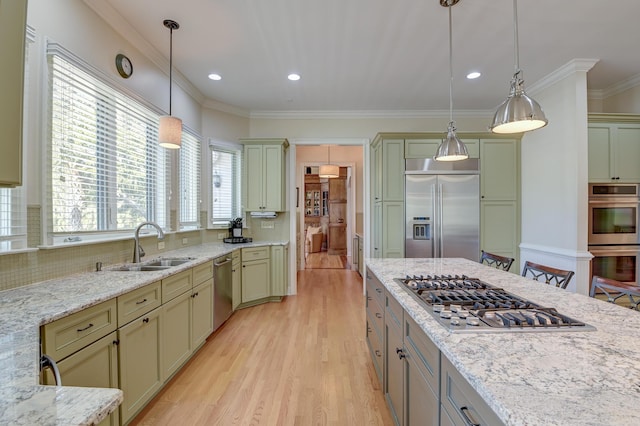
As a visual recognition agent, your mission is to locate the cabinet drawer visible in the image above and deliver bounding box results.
[405,314,440,395]
[385,290,403,328]
[242,246,270,261]
[162,269,193,303]
[42,298,117,362]
[117,281,162,326]
[232,249,241,264]
[441,354,504,426]
[193,260,213,286]
[366,268,385,307]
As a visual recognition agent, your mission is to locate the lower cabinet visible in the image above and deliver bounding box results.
[191,278,214,348]
[42,331,120,426]
[270,244,288,297]
[161,291,192,382]
[241,246,270,303]
[118,307,163,424]
[231,249,241,310]
[385,304,404,425]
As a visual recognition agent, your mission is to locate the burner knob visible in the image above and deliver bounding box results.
[466,317,480,326]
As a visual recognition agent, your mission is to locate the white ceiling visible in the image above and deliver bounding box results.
[90,0,640,114]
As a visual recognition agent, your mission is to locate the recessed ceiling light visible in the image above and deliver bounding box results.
[208,73,222,81]
[466,72,481,79]
[288,73,301,81]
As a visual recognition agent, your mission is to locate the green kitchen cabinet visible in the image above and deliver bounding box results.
[480,139,518,201]
[161,290,192,382]
[588,116,640,183]
[270,244,288,298]
[118,307,163,424]
[404,138,479,159]
[242,139,289,212]
[382,139,405,202]
[480,201,518,269]
[373,202,382,258]
[42,331,120,426]
[241,246,271,303]
[191,278,214,348]
[382,201,404,258]
[231,249,241,310]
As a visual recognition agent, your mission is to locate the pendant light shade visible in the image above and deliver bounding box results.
[435,0,469,162]
[490,0,547,134]
[319,145,339,178]
[158,19,182,149]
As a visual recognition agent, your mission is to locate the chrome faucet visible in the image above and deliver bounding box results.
[133,221,165,263]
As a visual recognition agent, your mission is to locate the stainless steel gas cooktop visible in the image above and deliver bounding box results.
[395,275,596,334]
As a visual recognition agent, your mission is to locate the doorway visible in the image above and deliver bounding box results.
[302,164,351,270]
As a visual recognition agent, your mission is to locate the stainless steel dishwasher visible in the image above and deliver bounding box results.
[213,254,233,330]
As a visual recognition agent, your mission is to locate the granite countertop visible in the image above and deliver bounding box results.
[0,240,286,426]
[366,258,640,426]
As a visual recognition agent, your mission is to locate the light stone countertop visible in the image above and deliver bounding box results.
[366,257,640,426]
[0,240,286,426]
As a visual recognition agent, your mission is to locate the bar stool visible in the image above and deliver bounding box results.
[521,261,575,289]
[480,250,515,272]
[590,275,640,310]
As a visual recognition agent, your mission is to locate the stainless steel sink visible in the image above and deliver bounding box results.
[108,257,195,272]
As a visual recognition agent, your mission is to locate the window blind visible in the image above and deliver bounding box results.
[0,187,26,250]
[179,129,201,229]
[210,142,242,226]
[47,48,169,236]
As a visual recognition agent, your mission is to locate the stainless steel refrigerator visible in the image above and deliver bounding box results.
[405,158,480,261]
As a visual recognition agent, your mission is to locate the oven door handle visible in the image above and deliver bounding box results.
[589,247,640,256]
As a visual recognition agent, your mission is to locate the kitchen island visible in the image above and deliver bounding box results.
[0,241,286,426]
[367,257,640,426]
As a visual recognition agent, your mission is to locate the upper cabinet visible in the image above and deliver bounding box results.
[241,139,289,212]
[588,114,640,183]
[0,0,28,187]
[405,138,480,159]
[480,138,518,201]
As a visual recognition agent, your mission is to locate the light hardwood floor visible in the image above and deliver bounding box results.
[130,269,392,426]
[304,252,348,269]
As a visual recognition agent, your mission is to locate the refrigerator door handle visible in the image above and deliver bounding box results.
[439,183,444,257]
[432,184,438,257]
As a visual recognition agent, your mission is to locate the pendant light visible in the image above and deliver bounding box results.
[319,145,339,178]
[158,19,182,149]
[434,0,469,162]
[489,0,548,134]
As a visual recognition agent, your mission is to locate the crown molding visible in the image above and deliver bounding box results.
[201,98,250,118]
[600,72,640,99]
[528,59,599,95]
[249,109,494,120]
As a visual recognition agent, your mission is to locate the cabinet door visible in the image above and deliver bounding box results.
[459,139,480,159]
[242,259,270,303]
[615,127,640,182]
[270,245,285,297]
[118,308,163,424]
[404,139,441,159]
[43,331,120,426]
[382,140,405,202]
[372,142,383,202]
[263,144,285,211]
[192,278,214,348]
[383,202,404,258]
[373,202,382,258]
[244,145,265,211]
[405,355,439,426]
[480,139,518,201]
[0,0,27,187]
[161,291,192,382]
[385,318,404,426]
[588,125,613,182]
[232,255,241,310]
[480,201,518,271]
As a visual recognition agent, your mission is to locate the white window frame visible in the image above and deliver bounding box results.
[209,139,243,228]
[45,42,170,245]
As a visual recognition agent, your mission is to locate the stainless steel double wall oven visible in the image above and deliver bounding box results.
[588,183,640,286]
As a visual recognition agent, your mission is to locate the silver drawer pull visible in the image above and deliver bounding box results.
[135,298,148,305]
[460,406,480,426]
[76,323,94,332]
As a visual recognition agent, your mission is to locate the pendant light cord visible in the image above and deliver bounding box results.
[448,2,454,125]
[169,26,174,116]
[513,0,520,75]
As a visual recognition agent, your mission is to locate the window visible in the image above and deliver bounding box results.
[47,44,169,242]
[0,187,26,251]
[210,141,242,226]
[179,130,201,230]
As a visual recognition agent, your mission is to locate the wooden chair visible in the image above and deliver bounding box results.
[590,275,640,310]
[480,250,515,272]
[521,261,575,289]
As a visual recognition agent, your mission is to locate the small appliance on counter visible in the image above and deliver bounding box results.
[225,217,251,243]
[223,236,252,244]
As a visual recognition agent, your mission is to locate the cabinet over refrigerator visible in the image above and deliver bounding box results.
[405,158,480,261]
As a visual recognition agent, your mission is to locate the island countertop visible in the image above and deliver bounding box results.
[366,257,639,426]
[0,240,287,426]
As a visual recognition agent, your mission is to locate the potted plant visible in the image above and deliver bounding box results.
[229,217,243,237]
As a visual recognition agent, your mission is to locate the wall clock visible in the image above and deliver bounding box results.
[115,53,133,79]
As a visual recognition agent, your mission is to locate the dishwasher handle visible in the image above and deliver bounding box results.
[40,354,62,386]
[214,258,232,267]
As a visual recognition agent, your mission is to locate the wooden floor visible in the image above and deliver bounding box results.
[305,251,348,269]
[130,269,392,426]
